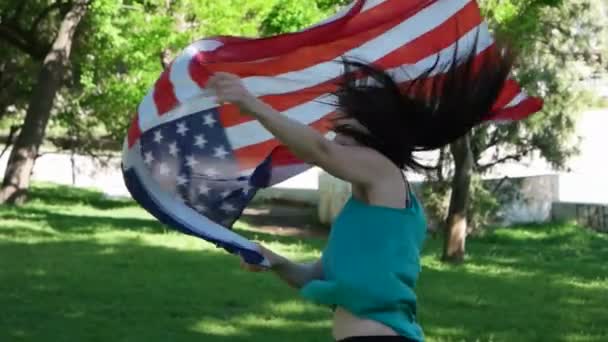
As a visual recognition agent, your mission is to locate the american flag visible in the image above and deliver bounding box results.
[122,0,543,266]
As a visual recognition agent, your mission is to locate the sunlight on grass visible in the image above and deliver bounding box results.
[191,319,241,336]
[462,263,536,278]
[191,313,330,338]
[262,300,325,315]
[1,183,607,342]
[559,278,608,291]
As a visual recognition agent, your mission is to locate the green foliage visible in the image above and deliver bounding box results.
[473,0,608,173]
[260,0,349,36]
[260,0,325,36]
[426,0,608,232]
[420,176,500,233]
[64,0,281,142]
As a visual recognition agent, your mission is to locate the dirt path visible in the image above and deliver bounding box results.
[240,204,328,239]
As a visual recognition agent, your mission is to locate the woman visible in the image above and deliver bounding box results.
[207,40,514,342]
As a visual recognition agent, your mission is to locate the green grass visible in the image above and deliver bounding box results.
[1,184,607,342]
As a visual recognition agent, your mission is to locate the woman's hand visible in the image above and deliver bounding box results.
[207,72,260,114]
[240,243,287,272]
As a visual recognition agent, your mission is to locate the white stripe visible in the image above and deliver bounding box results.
[505,91,527,108]
[170,40,224,104]
[137,90,159,132]
[361,0,386,12]
[139,96,217,133]
[226,23,493,149]
[124,141,270,266]
[138,40,223,134]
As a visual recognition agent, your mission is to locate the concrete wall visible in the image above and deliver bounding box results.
[552,202,608,232]
[0,151,128,198]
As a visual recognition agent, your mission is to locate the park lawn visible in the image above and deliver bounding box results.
[0,184,607,342]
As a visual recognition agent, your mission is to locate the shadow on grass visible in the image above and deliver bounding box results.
[0,206,166,236]
[417,223,608,342]
[466,222,608,282]
[25,183,136,210]
[0,237,332,342]
[239,204,322,230]
[1,184,607,341]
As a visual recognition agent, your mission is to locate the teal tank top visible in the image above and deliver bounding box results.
[300,190,427,341]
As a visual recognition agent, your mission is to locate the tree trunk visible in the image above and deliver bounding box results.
[0,0,89,205]
[442,134,474,263]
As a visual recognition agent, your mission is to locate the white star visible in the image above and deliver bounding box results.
[220,203,237,213]
[204,168,219,178]
[213,146,229,159]
[176,174,189,186]
[194,204,208,213]
[144,152,154,166]
[159,163,170,176]
[168,142,180,157]
[194,134,207,148]
[220,189,232,198]
[185,155,199,168]
[153,130,163,144]
[198,183,211,195]
[176,121,189,136]
[241,183,254,194]
[204,114,217,127]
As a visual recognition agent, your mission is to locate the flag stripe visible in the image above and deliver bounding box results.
[218,0,482,128]
[225,23,493,150]
[234,119,331,170]
[153,67,179,116]
[171,40,224,104]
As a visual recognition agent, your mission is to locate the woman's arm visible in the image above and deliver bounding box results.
[207,72,389,186]
[241,244,323,289]
[273,258,324,289]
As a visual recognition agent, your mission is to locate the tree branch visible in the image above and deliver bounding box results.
[476,147,535,173]
[0,23,47,59]
[0,125,23,160]
[30,1,69,36]
[479,129,502,156]
[9,2,28,24]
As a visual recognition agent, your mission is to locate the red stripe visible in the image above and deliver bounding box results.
[491,79,521,111]
[127,114,142,148]
[488,97,544,122]
[219,84,338,127]
[153,68,179,116]
[269,145,305,168]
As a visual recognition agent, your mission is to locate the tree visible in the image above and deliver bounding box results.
[0,0,90,204]
[260,0,350,36]
[0,0,280,203]
[438,0,608,262]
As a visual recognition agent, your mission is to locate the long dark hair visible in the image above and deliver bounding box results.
[330,35,515,171]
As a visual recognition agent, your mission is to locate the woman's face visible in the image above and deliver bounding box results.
[332,116,369,146]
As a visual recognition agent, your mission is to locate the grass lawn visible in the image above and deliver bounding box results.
[0,183,607,342]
